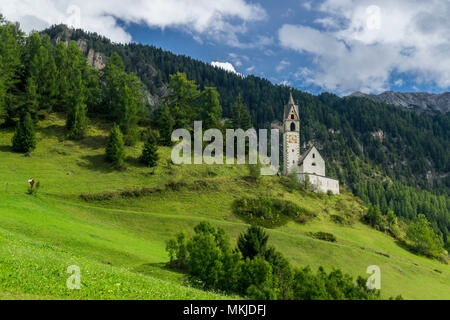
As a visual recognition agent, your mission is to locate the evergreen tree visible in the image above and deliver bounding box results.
[140,134,159,167]
[12,112,36,153]
[105,124,125,167]
[0,55,5,121]
[237,226,269,259]
[231,94,252,130]
[198,86,222,130]
[154,105,175,146]
[66,68,88,139]
[22,77,39,121]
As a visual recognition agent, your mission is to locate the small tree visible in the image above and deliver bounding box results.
[363,204,383,230]
[105,124,125,167]
[237,225,269,259]
[140,134,159,167]
[247,161,261,182]
[12,113,36,153]
[67,101,88,140]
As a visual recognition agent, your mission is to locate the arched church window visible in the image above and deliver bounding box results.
[290,123,296,131]
[312,162,316,166]
[290,114,294,120]
[313,153,315,158]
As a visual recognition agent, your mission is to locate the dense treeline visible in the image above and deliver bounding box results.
[167,223,396,300]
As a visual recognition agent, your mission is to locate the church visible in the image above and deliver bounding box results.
[282,91,340,195]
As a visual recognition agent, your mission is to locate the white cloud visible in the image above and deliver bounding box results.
[279,0,450,94]
[0,0,267,44]
[276,59,290,72]
[211,61,243,76]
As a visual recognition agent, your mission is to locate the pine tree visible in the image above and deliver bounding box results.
[105,124,125,167]
[154,105,175,146]
[12,112,36,153]
[66,68,88,139]
[140,134,159,167]
[22,77,39,120]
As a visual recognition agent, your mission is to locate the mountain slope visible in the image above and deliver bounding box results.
[0,115,449,299]
[348,91,450,114]
[41,25,450,247]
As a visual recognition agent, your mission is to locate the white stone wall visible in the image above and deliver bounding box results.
[299,147,325,176]
[298,173,340,195]
[283,132,300,175]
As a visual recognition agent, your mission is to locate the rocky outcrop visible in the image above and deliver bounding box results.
[348,91,450,114]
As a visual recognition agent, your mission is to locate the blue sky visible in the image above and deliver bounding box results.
[2,0,449,96]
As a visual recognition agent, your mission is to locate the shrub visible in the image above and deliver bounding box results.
[105,124,125,167]
[362,205,383,230]
[140,134,159,167]
[309,232,337,242]
[12,113,36,153]
[406,214,444,258]
[232,197,303,228]
[237,226,269,259]
[247,162,261,182]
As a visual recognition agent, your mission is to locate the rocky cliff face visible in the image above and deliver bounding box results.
[348,91,450,114]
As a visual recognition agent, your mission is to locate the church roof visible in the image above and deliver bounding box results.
[298,145,321,165]
[283,91,299,120]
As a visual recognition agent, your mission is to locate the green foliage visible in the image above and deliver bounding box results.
[105,124,125,167]
[12,113,36,153]
[231,94,252,130]
[237,225,269,260]
[140,134,159,167]
[309,232,337,242]
[406,214,444,258]
[247,162,261,182]
[166,222,388,300]
[232,197,303,228]
[363,204,383,230]
[153,105,175,146]
[292,266,380,300]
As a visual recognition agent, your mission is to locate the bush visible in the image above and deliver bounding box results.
[140,134,159,167]
[247,162,261,183]
[232,197,303,228]
[105,124,125,167]
[12,113,36,153]
[406,214,444,258]
[362,205,383,230]
[165,222,397,300]
[309,232,337,242]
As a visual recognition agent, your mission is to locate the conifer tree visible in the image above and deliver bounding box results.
[105,124,125,167]
[140,134,159,167]
[66,68,88,139]
[23,77,39,120]
[154,105,175,146]
[12,112,36,153]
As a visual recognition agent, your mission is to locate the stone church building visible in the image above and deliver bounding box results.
[283,91,340,194]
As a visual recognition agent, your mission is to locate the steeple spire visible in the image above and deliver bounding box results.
[288,88,295,105]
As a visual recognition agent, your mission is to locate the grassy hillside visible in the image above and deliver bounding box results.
[0,114,449,300]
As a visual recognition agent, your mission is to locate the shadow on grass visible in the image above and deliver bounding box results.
[0,145,13,152]
[39,124,66,140]
[78,154,116,173]
[75,135,108,150]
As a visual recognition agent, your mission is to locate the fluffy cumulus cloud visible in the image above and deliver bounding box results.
[279,0,450,94]
[0,0,267,44]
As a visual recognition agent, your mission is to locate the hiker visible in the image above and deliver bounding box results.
[28,178,35,189]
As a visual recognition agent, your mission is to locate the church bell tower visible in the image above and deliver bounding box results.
[283,89,300,175]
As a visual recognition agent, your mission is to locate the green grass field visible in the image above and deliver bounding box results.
[0,114,449,300]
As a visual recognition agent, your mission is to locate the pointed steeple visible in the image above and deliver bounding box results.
[288,88,295,105]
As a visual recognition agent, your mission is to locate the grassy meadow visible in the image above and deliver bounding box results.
[0,114,449,299]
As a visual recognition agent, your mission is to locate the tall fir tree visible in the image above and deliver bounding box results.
[66,68,88,139]
[140,134,159,167]
[154,105,175,146]
[198,87,222,130]
[105,124,125,167]
[22,77,39,121]
[12,112,36,153]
